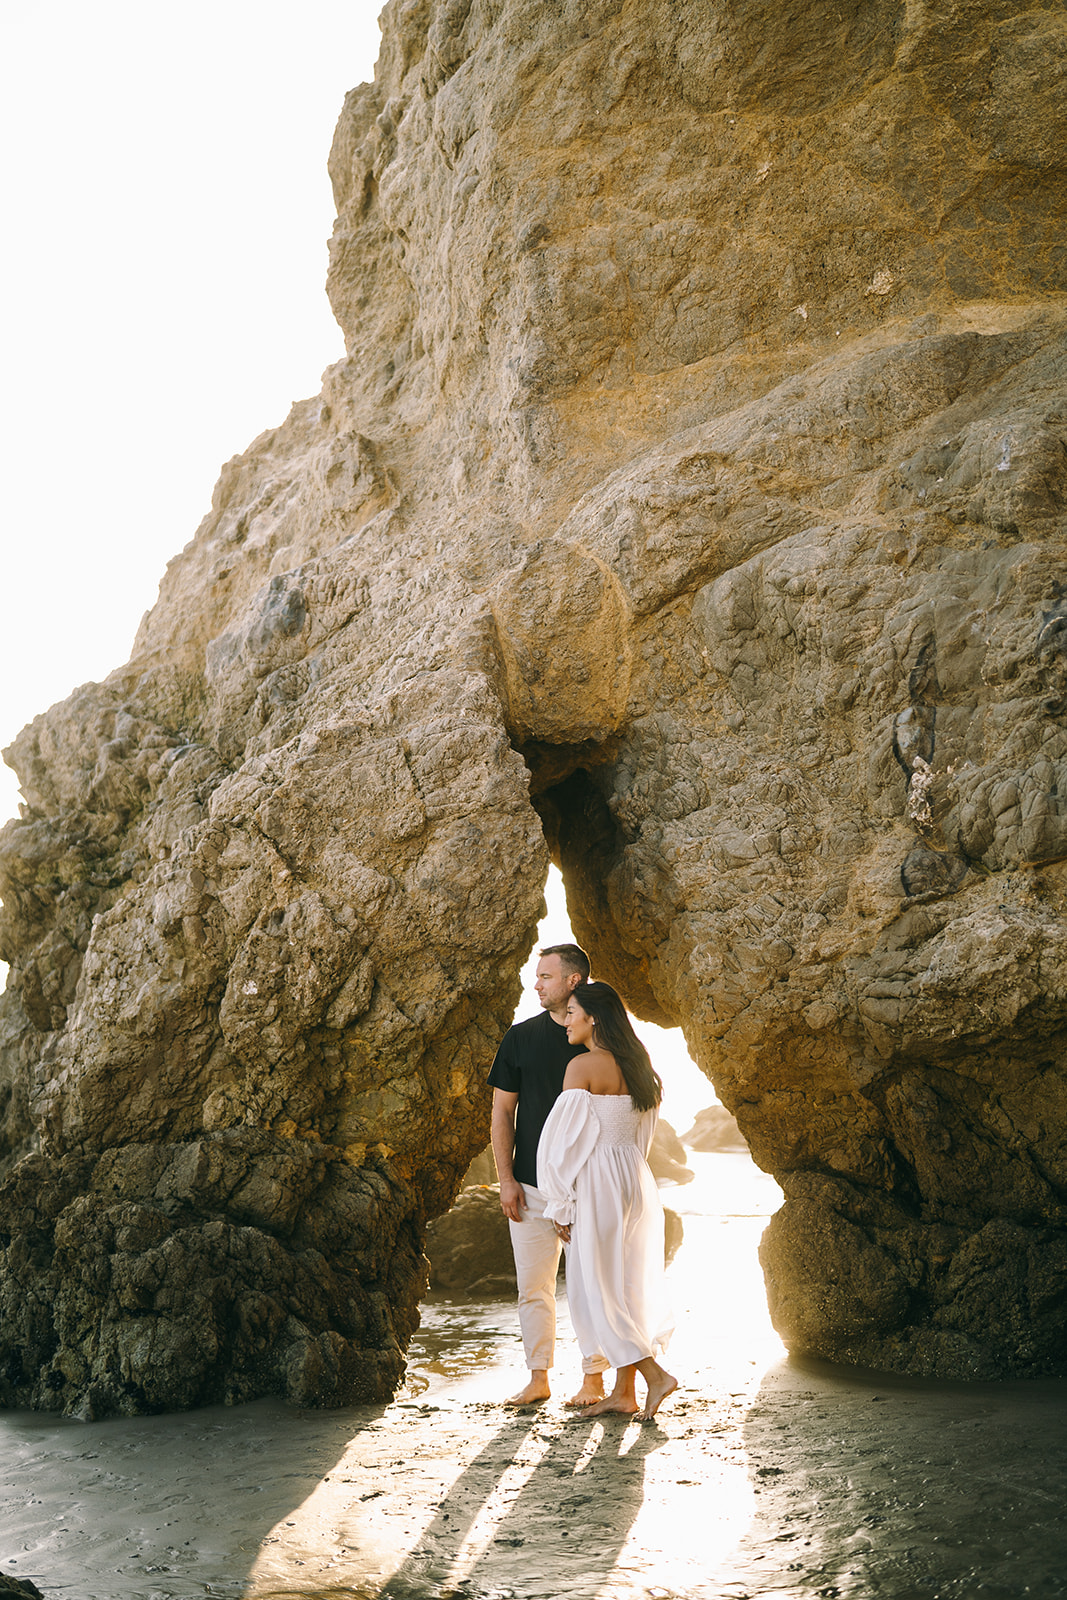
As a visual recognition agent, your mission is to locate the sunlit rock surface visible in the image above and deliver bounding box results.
[2,0,1066,1412]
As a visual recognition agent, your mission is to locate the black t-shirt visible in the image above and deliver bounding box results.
[488,1009,587,1187]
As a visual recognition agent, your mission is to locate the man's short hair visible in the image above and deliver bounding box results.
[539,942,591,981]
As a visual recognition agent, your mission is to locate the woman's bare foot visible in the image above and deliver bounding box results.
[564,1374,606,1409]
[569,1364,638,1418]
[503,1371,551,1407]
[574,1393,640,1419]
[637,1370,678,1421]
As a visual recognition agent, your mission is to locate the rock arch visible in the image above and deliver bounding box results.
[2,0,1067,1413]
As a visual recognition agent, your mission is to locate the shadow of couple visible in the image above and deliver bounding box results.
[373,1407,669,1600]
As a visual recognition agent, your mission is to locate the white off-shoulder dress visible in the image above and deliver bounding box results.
[536,1089,674,1369]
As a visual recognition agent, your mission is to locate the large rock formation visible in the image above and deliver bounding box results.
[1,0,1066,1413]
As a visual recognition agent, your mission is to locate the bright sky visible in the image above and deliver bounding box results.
[0,1,384,828]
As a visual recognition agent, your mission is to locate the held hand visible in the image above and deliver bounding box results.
[499,1178,527,1222]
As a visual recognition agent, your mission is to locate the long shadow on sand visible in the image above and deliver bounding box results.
[377,1410,668,1600]
[731,1357,1067,1599]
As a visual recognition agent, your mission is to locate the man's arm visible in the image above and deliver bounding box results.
[491,1088,526,1221]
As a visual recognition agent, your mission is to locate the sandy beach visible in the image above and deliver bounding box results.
[3,1153,1065,1600]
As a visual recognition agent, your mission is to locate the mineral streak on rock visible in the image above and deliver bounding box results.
[1,0,1067,1413]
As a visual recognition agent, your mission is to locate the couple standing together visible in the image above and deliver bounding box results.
[489,943,677,1420]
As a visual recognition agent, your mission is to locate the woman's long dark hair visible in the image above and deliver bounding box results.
[571,981,662,1111]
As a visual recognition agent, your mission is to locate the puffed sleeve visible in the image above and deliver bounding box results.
[536,1090,601,1226]
[637,1106,659,1161]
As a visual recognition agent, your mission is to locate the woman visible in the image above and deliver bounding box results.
[536,980,677,1420]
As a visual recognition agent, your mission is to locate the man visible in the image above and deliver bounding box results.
[489,942,609,1407]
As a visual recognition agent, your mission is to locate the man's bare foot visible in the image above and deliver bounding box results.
[503,1374,551,1407]
[637,1371,678,1421]
[564,1375,606,1409]
[573,1392,640,1418]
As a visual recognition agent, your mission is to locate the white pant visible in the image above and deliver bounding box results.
[509,1185,608,1374]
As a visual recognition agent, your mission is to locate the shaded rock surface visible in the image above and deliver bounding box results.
[1,0,1066,1409]
[0,1578,43,1599]
[425,1184,517,1296]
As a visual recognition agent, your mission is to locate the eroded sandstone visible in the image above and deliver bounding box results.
[1,0,1066,1412]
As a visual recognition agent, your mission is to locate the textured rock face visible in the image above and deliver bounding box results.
[426,1184,519,1297]
[1,0,1066,1412]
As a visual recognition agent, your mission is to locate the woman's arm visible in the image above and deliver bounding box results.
[537,1091,599,1228]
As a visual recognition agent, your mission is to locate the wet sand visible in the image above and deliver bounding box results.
[2,1153,1065,1600]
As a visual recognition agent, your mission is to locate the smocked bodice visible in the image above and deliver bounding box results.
[537,1088,659,1228]
[588,1093,644,1147]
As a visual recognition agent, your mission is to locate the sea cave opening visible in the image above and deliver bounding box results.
[404,736,787,1405]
